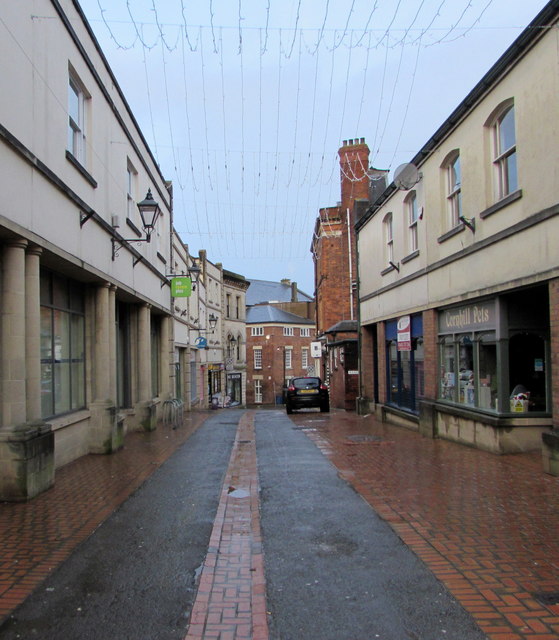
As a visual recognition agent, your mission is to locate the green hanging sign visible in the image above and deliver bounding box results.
[171,277,192,297]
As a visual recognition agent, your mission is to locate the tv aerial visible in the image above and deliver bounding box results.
[394,163,421,190]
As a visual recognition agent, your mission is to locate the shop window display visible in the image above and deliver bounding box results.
[439,333,495,409]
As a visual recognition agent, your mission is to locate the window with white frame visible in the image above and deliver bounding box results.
[284,348,292,369]
[67,70,88,165]
[253,348,262,369]
[254,379,263,403]
[492,103,518,200]
[302,347,309,369]
[406,191,419,253]
[446,152,462,228]
[384,213,393,265]
[283,327,294,337]
[300,327,311,337]
[251,326,264,336]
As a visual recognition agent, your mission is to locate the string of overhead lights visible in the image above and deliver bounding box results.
[84,0,523,268]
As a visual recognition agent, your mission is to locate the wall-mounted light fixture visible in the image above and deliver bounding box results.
[459,215,476,233]
[188,264,201,290]
[112,189,161,261]
[208,313,218,331]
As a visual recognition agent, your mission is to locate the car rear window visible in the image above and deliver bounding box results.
[293,378,320,389]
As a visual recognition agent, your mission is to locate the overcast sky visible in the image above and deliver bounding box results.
[77,0,550,295]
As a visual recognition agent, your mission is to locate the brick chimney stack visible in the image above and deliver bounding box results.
[339,138,370,216]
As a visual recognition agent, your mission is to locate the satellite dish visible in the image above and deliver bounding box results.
[394,163,420,190]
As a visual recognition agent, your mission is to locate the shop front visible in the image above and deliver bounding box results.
[385,314,424,415]
[430,285,552,453]
[225,372,243,407]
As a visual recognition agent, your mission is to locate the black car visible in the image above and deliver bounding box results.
[285,377,329,414]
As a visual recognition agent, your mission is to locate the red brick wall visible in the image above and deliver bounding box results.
[549,279,559,428]
[422,309,438,400]
[360,325,375,400]
[245,325,316,405]
[377,322,387,402]
[315,140,371,337]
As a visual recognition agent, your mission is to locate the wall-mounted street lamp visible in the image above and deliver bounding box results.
[208,313,218,331]
[112,189,161,261]
[188,264,201,290]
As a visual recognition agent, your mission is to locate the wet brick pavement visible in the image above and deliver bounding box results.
[0,410,210,623]
[291,410,559,640]
[2,407,559,640]
[185,410,268,640]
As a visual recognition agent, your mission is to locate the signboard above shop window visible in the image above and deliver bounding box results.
[171,277,192,298]
[438,300,495,334]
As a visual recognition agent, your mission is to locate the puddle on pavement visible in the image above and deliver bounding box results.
[346,434,383,443]
[228,488,250,498]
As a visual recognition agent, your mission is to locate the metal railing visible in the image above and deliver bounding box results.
[162,398,185,429]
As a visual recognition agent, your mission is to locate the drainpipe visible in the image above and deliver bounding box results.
[347,208,354,321]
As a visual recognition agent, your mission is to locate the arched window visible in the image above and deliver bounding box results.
[383,212,393,265]
[404,191,418,253]
[487,100,517,200]
[442,150,461,229]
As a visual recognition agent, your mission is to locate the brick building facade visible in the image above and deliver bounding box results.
[312,138,387,410]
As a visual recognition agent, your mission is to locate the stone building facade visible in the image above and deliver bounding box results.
[356,1,559,461]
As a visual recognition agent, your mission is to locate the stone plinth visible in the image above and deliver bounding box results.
[542,430,559,476]
[89,402,122,454]
[0,423,54,501]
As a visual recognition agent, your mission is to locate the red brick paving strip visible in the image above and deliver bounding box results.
[0,411,210,622]
[297,410,559,640]
[185,410,269,640]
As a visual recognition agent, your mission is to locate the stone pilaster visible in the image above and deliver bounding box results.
[25,246,42,422]
[160,314,171,400]
[0,240,54,500]
[2,239,28,427]
[135,303,156,431]
[89,283,121,454]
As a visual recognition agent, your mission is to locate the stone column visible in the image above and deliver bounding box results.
[135,303,156,431]
[94,283,111,402]
[25,246,43,422]
[138,303,152,401]
[89,283,120,454]
[0,240,54,500]
[108,285,117,397]
[160,315,171,400]
[1,239,28,427]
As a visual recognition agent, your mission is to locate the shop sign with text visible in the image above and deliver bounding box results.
[397,315,411,351]
[171,277,192,298]
[439,301,495,334]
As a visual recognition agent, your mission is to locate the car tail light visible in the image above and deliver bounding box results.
[288,385,295,391]
[320,384,328,390]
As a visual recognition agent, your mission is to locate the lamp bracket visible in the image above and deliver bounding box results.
[459,215,476,232]
[111,236,150,261]
[80,210,95,227]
